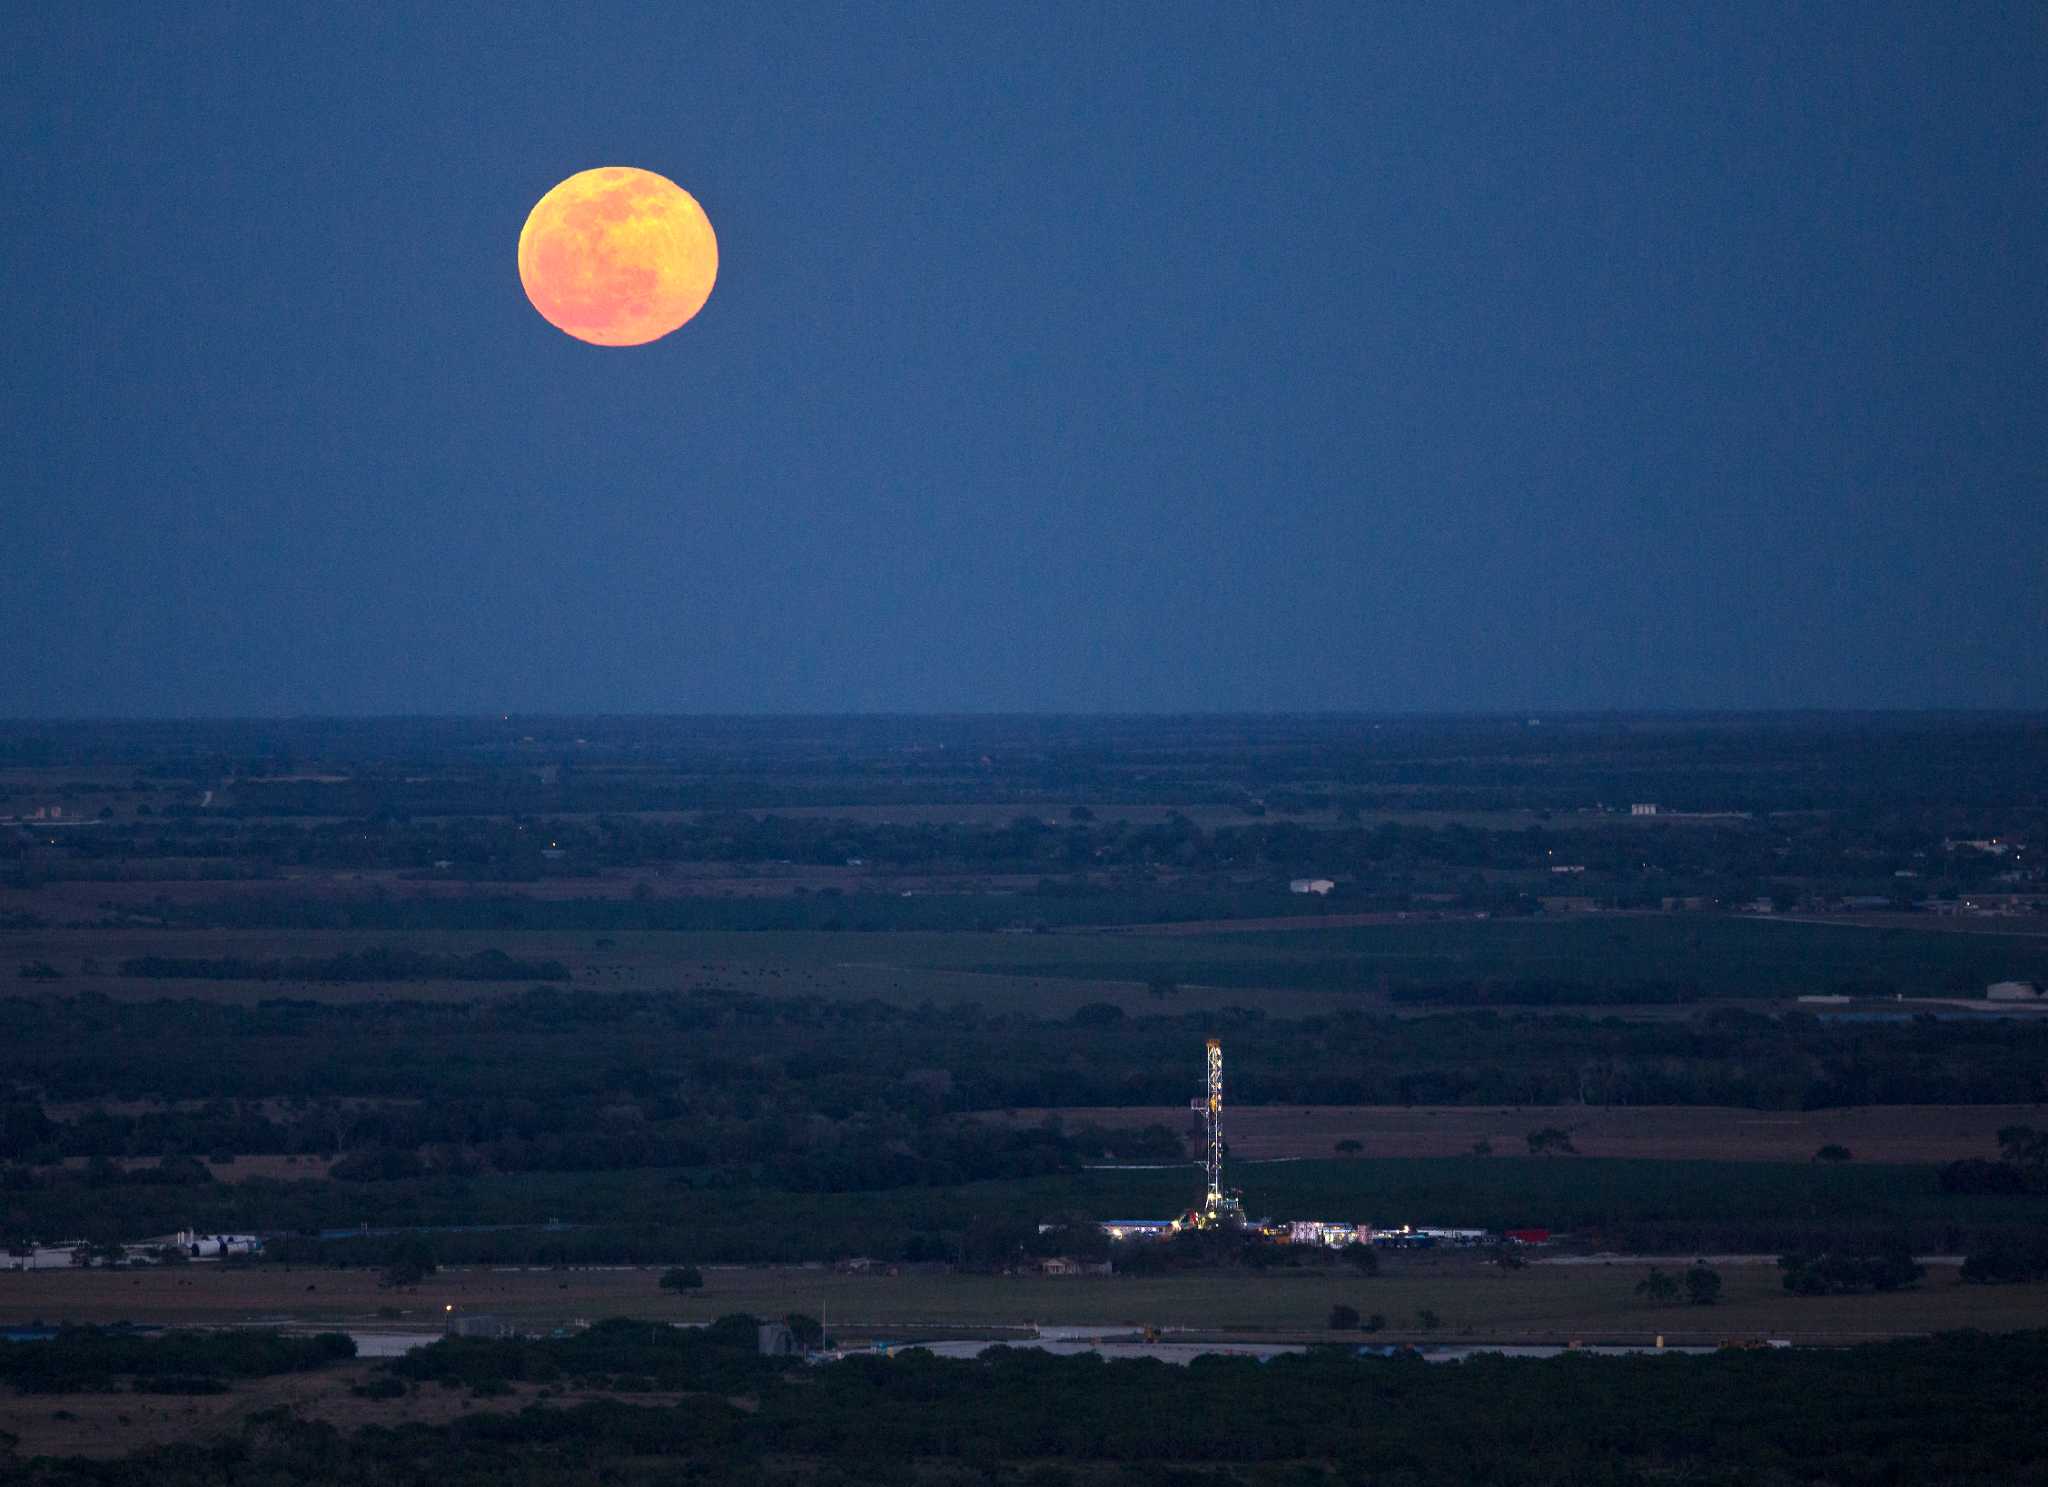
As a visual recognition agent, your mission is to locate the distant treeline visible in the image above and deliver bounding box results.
[390,1314,781,1394]
[8,712,2046,813]
[13,1152,2048,1266]
[16,808,2035,902]
[8,989,2048,1112]
[6,991,2048,1168]
[11,1326,2048,1484]
[118,947,569,983]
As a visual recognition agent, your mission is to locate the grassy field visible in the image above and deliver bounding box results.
[12,1255,2048,1346]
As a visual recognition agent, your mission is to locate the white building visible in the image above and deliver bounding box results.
[1289,878,1335,896]
[1630,803,1658,816]
[129,1231,263,1261]
[3,1242,88,1271]
[1987,981,2042,1001]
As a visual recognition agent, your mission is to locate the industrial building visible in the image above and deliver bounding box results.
[3,1230,260,1271]
[3,1242,91,1272]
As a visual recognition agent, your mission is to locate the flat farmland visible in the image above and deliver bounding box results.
[1005,1104,2048,1164]
[10,1256,2047,1347]
[0,923,1196,1013]
[938,916,2048,1001]
[12,910,2040,1012]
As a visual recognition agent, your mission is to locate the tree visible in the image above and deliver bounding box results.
[1961,1237,2048,1284]
[1415,1309,1442,1331]
[1814,1144,1852,1163]
[1342,1242,1379,1276]
[1684,1265,1722,1305]
[659,1266,704,1291]
[1998,1125,2048,1170]
[1939,1158,2027,1194]
[1145,978,1179,1002]
[1029,1217,1112,1263]
[1779,1248,1925,1296]
[1334,1139,1363,1157]
[381,1238,437,1288]
[1328,1304,1360,1330]
[1635,1268,1681,1304]
[785,1313,824,1351]
[1526,1127,1576,1156]
[1362,1313,1387,1334]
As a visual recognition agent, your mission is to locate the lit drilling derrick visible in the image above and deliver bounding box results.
[1190,1037,1245,1228]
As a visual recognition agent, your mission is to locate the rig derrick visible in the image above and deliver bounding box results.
[1185,1037,1245,1230]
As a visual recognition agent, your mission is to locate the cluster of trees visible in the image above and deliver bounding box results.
[13,1327,2048,1485]
[1327,1304,1399,1330]
[10,992,2048,1135]
[1778,1249,1925,1295]
[1633,1264,1722,1305]
[1961,1235,2048,1284]
[1938,1126,2048,1195]
[389,1315,789,1395]
[0,1328,353,1394]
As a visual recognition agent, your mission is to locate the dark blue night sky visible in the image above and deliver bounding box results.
[5,3,2043,714]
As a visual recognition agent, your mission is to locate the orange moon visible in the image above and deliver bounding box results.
[518,167,717,346]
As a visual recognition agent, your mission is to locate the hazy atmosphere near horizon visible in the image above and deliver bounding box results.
[5,2,2044,715]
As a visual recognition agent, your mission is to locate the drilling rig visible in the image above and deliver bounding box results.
[1187,1037,1245,1228]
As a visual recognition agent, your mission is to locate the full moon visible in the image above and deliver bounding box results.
[518,167,717,347]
